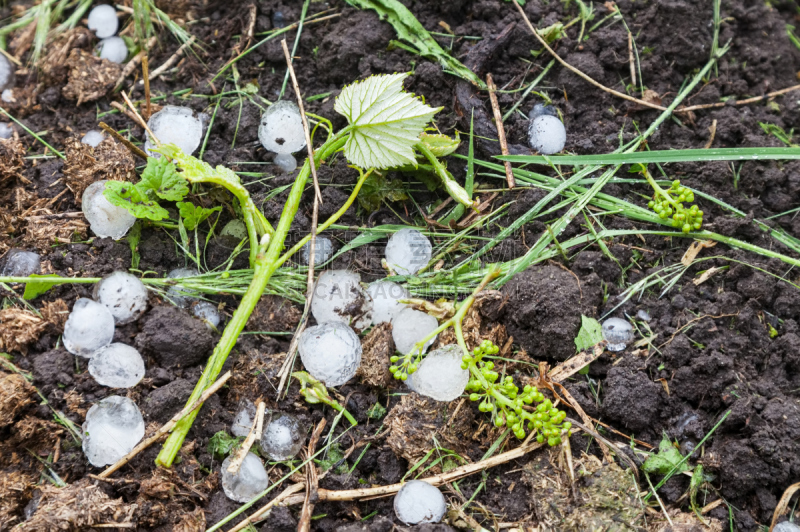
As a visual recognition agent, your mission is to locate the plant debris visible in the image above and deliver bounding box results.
[0,308,48,355]
[63,136,136,202]
[62,49,122,105]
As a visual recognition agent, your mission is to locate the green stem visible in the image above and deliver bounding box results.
[416,142,475,208]
[322,397,358,427]
[641,166,676,208]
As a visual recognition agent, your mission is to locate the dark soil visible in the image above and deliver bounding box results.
[2,0,800,530]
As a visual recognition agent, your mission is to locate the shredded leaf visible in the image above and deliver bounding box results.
[140,157,189,202]
[22,274,67,300]
[575,315,604,352]
[207,431,241,460]
[103,180,171,221]
[642,437,689,476]
[357,172,409,212]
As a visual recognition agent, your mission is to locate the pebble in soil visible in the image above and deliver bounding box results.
[63,298,115,357]
[300,236,334,266]
[192,301,220,329]
[93,271,148,324]
[82,180,136,240]
[97,37,128,64]
[258,100,306,173]
[166,267,199,308]
[602,318,634,352]
[391,307,438,355]
[145,105,204,157]
[0,122,12,139]
[231,399,257,438]
[367,281,409,324]
[259,413,304,461]
[88,343,146,388]
[82,395,145,467]
[1,249,40,277]
[385,228,432,276]
[311,270,372,331]
[87,4,119,38]
[221,453,269,503]
[0,51,13,92]
[528,106,566,155]
[407,344,469,402]
[81,130,105,147]
[299,321,362,387]
[393,480,447,525]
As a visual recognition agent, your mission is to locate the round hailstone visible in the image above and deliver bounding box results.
[394,480,447,525]
[407,344,469,402]
[166,267,199,308]
[258,100,306,155]
[385,228,432,276]
[1,89,13,103]
[87,4,119,38]
[774,523,800,532]
[231,399,256,437]
[1,249,40,277]
[192,301,220,329]
[93,271,148,324]
[63,298,115,357]
[82,395,145,467]
[0,122,13,139]
[0,53,14,92]
[602,317,633,352]
[311,270,373,331]
[367,281,409,324]
[82,180,136,240]
[145,105,203,157]
[259,413,304,461]
[88,343,145,388]
[636,309,651,322]
[300,236,334,266]
[97,37,128,64]
[391,307,438,356]
[221,453,269,503]
[528,114,566,155]
[273,153,297,173]
[82,130,106,147]
[299,322,362,387]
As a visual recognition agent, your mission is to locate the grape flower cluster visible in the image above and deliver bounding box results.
[463,340,571,445]
[647,179,704,233]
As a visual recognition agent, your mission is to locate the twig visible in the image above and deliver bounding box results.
[98,121,148,160]
[114,36,158,89]
[120,91,159,143]
[25,212,83,221]
[704,119,717,149]
[227,402,266,474]
[681,84,800,112]
[226,482,307,532]
[141,36,197,84]
[298,419,326,532]
[627,33,636,91]
[769,481,800,532]
[486,73,515,189]
[98,371,232,478]
[142,55,152,121]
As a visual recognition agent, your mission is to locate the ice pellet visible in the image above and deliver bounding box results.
[82,130,105,147]
[258,100,306,154]
[385,228,432,276]
[97,37,128,64]
[87,4,119,38]
[231,399,256,437]
[1,89,13,103]
[299,321,362,387]
[1,249,40,277]
[637,309,651,322]
[192,301,220,329]
[166,267,199,308]
[311,270,373,331]
[407,344,468,402]
[81,180,136,240]
[0,53,14,92]
[774,522,800,532]
[272,11,287,29]
[145,105,204,157]
[63,298,115,357]
[221,453,269,503]
[300,236,334,266]
[528,114,566,155]
[273,153,297,173]
[391,307,437,356]
[88,343,145,388]
[82,395,145,467]
[93,271,148,324]
[602,317,633,352]
[394,480,446,525]
[259,413,304,461]
[367,281,408,324]
[0,122,13,139]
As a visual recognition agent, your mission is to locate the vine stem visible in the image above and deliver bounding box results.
[640,166,676,208]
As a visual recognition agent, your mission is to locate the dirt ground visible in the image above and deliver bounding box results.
[1,0,800,531]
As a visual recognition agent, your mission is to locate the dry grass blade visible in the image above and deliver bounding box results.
[486,73,515,189]
[144,36,197,83]
[142,55,152,121]
[226,401,266,474]
[299,419,326,532]
[769,481,800,531]
[226,482,307,532]
[548,343,604,383]
[98,122,148,160]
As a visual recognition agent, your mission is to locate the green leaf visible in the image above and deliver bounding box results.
[357,172,409,212]
[335,73,442,169]
[140,156,189,202]
[22,274,66,300]
[177,202,221,231]
[366,402,387,419]
[103,180,170,221]
[419,132,460,157]
[575,315,604,352]
[642,437,689,476]
[207,431,241,460]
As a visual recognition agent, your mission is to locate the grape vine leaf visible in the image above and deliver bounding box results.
[140,156,189,202]
[104,180,170,221]
[642,437,689,476]
[574,315,604,352]
[22,274,66,300]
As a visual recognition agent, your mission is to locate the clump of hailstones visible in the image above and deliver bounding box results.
[528,103,566,155]
[258,100,306,173]
[82,180,136,240]
[93,271,148,324]
[298,321,362,387]
[83,395,145,466]
[385,228,432,276]
[602,317,633,352]
[145,105,204,158]
[259,412,304,461]
[311,270,373,331]
[1,249,40,277]
[393,480,447,525]
[221,452,269,503]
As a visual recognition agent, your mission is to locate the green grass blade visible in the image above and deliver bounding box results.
[498,147,800,165]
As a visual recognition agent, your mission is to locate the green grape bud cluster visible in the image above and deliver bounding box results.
[647,180,703,233]
[389,354,417,381]
[462,340,572,445]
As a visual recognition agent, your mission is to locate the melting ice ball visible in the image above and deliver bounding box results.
[311,270,373,331]
[82,180,136,240]
[97,37,128,64]
[166,267,199,308]
[87,4,119,38]
[192,301,220,329]
[221,453,269,503]
[367,281,409,324]
[63,298,115,357]
[231,399,256,437]
[391,307,438,356]
[385,228,432,276]
[528,114,566,155]
[259,413,304,461]
[0,122,13,139]
[1,249,40,277]
[394,480,447,525]
[93,271,148,324]
[602,317,633,352]
[774,523,800,532]
[0,53,14,92]
[82,130,106,147]
[408,344,469,402]
[82,395,145,467]
[299,322,362,387]
[300,236,334,266]
[258,100,306,173]
[145,105,203,157]
[88,343,145,388]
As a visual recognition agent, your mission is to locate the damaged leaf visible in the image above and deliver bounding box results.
[642,436,689,476]
[140,157,189,202]
[419,132,460,157]
[574,315,604,352]
[207,431,241,460]
[357,172,409,212]
[104,180,170,221]
[177,201,221,231]
[22,274,67,300]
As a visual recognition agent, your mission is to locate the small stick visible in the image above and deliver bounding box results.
[114,36,158,89]
[226,482,307,532]
[627,33,636,91]
[680,84,800,112]
[486,73,515,189]
[120,91,158,141]
[141,36,197,84]
[142,55,152,121]
[227,401,266,474]
[298,419,326,532]
[98,121,148,160]
[99,371,232,478]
